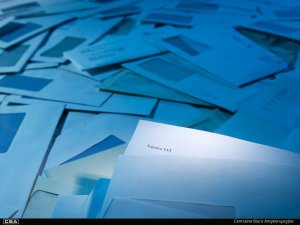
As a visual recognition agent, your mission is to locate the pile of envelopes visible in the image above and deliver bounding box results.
[0,0,300,219]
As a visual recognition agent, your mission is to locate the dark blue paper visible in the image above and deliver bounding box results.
[251,21,297,34]
[0,44,29,67]
[145,12,193,23]
[176,2,219,11]
[41,36,85,58]
[0,113,25,153]
[0,22,42,43]
[274,10,300,18]
[0,75,52,91]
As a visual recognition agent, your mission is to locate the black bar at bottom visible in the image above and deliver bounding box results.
[1,219,298,225]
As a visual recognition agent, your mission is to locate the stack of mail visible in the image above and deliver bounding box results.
[99,120,300,218]
[0,0,300,219]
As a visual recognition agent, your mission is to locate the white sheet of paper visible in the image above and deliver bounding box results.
[100,154,300,218]
[125,120,300,166]
[0,103,64,218]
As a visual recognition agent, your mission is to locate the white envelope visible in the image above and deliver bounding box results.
[44,113,140,170]
[23,174,93,218]
[96,93,157,116]
[32,17,122,63]
[22,191,57,218]
[25,62,59,70]
[239,19,300,42]
[100,155,300,218]
[124,54,258,112]
[0,14,73,49]
[60,62,121,81]
[52,195,88,218]
[141,9,196,27]
[147,29,286,87]
[61,0,142,20]
[98,3,141,19]
[100,69,212,106]
[256,0,300,8]
[148,100,211,126]
[64,33,165,70]
[0,0,44,17]
[125,120,300,167]
[259,5,300,21]
[213,0,260,12]
[24,178,109,218]
[129,198,236,218]
[180,109,230,132]
[105,15,156,38]
[60,112,96,134]
[32,176,91,196]
[0,32,47,74]
[62,100,208,134]
[11,1,105,18]
[53,93,157,116]
[103,198,206,218]
[0,94,6,103]
[1,93,156,116]
[45,144,127,184]
[218,73,300,153]
[0,68,112,107]
[79,178,110,218]
[19,0,136,18]
[171,0,256,15]
[0,102,64,218]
